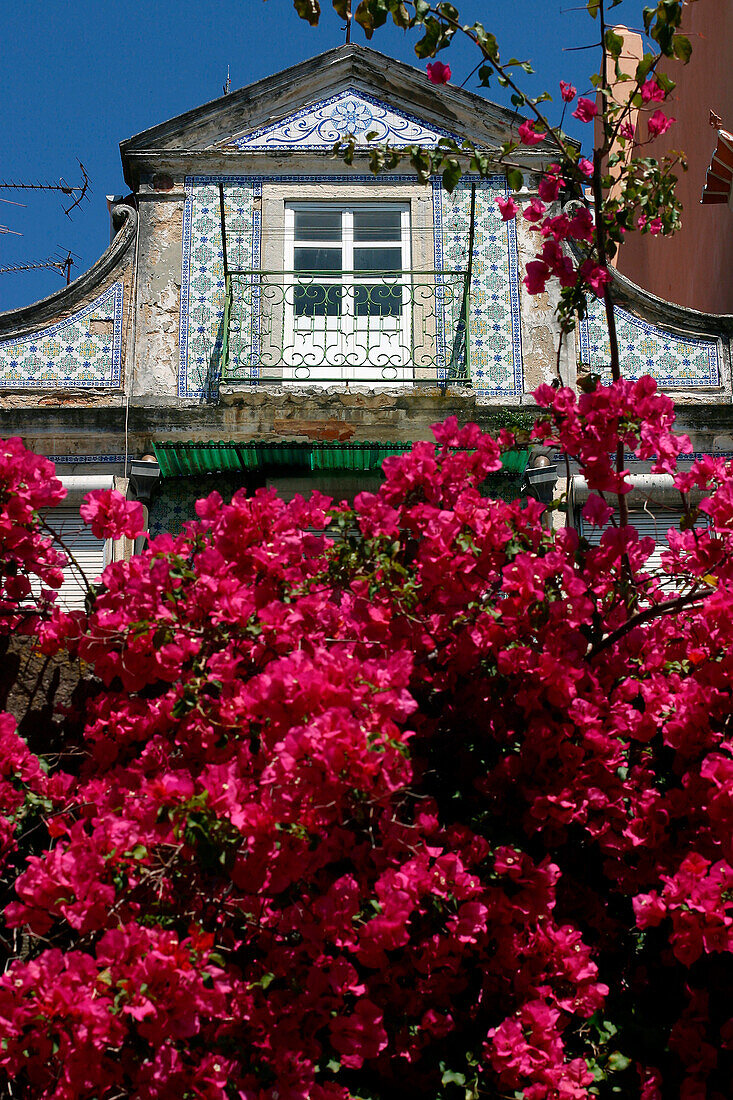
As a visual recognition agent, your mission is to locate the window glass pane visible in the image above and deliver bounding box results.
[354,247,402,272]
[353,209,402,241]
[294,210,342,241]
[294,285,342,317]
[294,247,342,272]
[354,285,402,317]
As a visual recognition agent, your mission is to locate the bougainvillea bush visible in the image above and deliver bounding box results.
[0,376,732,1099]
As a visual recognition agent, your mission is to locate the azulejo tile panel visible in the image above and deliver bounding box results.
[181,173,523,398]
[180,177,259,398]
[439,176,523,396]
[230,89,456,150]
[578,298,721,388]
[0,283,123,389]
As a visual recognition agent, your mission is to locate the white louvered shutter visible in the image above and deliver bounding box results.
[42,507,107,611]
[581,509,705,573]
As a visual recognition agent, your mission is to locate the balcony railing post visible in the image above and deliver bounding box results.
[462,182,476,387]
[221,273,232,379]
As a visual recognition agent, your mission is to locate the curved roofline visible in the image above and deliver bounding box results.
[609,262,733,336]
[0,204,137,340]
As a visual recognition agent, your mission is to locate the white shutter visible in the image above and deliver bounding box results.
[42,507,107,611]
[581,509,704,573]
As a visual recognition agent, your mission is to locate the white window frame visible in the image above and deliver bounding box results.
[283,202,412,386]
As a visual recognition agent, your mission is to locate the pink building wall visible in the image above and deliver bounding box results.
[614,0,733,315]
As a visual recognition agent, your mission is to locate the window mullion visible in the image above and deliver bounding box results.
[343,209,354,320]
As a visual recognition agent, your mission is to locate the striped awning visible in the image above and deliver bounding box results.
[152,441,529,478]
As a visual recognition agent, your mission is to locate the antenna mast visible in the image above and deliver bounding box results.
[0,251,76,285]
[0,162,91,218]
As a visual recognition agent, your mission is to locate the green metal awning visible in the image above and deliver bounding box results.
[152,441,528,479]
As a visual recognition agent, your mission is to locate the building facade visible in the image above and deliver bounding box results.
[612,1,733,314]
[0,45,731,602]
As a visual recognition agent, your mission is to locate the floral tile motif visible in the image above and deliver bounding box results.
[180,177,259,398]
[439,177,523,396]
[0,283,123,389]
[181,173,524,399]
[229,89,457,150]
[578,298,721,388]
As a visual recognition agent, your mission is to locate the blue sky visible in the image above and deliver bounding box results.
[0,0,653,310]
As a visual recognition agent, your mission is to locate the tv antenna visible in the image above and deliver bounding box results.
[0,249,77,285]
[0,162,91,218]
[223,65,231,95]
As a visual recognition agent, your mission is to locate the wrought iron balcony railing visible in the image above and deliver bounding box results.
[220,269,471,388]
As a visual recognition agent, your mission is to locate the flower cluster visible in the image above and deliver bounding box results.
[0,438,67,628]
[0,388,730,1098]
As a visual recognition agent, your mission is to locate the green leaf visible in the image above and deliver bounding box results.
[391,2,411,28]
[441,157,462,194]
[608,1051,632,1073]
[472,23,499,62]
[436,2,459,20]
[635,52,655,83]
[672,33,692,63]
[409,148,433,184]
[441,1069,467,1086]
[477,64,492,86]
[331,0,349,16]
[354,0,389,38]
[605,27,624,59]
[293,0,321,25]
[414,15,443,57]
[587,0,600,17]
[507,167,524,192]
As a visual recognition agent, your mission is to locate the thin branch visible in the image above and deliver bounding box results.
[587,589,706,658]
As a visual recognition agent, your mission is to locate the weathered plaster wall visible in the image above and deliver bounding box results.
[613,2,733,314]
[132,188,185,400]
[515,210,576,394]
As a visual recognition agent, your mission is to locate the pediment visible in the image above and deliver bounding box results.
[226,88,457,151]
[120,45,560,188]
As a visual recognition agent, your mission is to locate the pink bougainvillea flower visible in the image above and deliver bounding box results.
[641,79,666,103]
[568,205,595,243]
[426,61,451,84]
[579,258,611,295]
[538,174,561,203]
[649,216,663,235]
[572,97,598,123]
[647,110,675,137]
[583,494,614,528]
[496,195,519,221]
[524,260,550,294]
[560,81,577,103]
[518,120,546,146]
[578,157,594,177]
[523,197,547,223]
[620,122,636,141]
[80,490,145,540]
